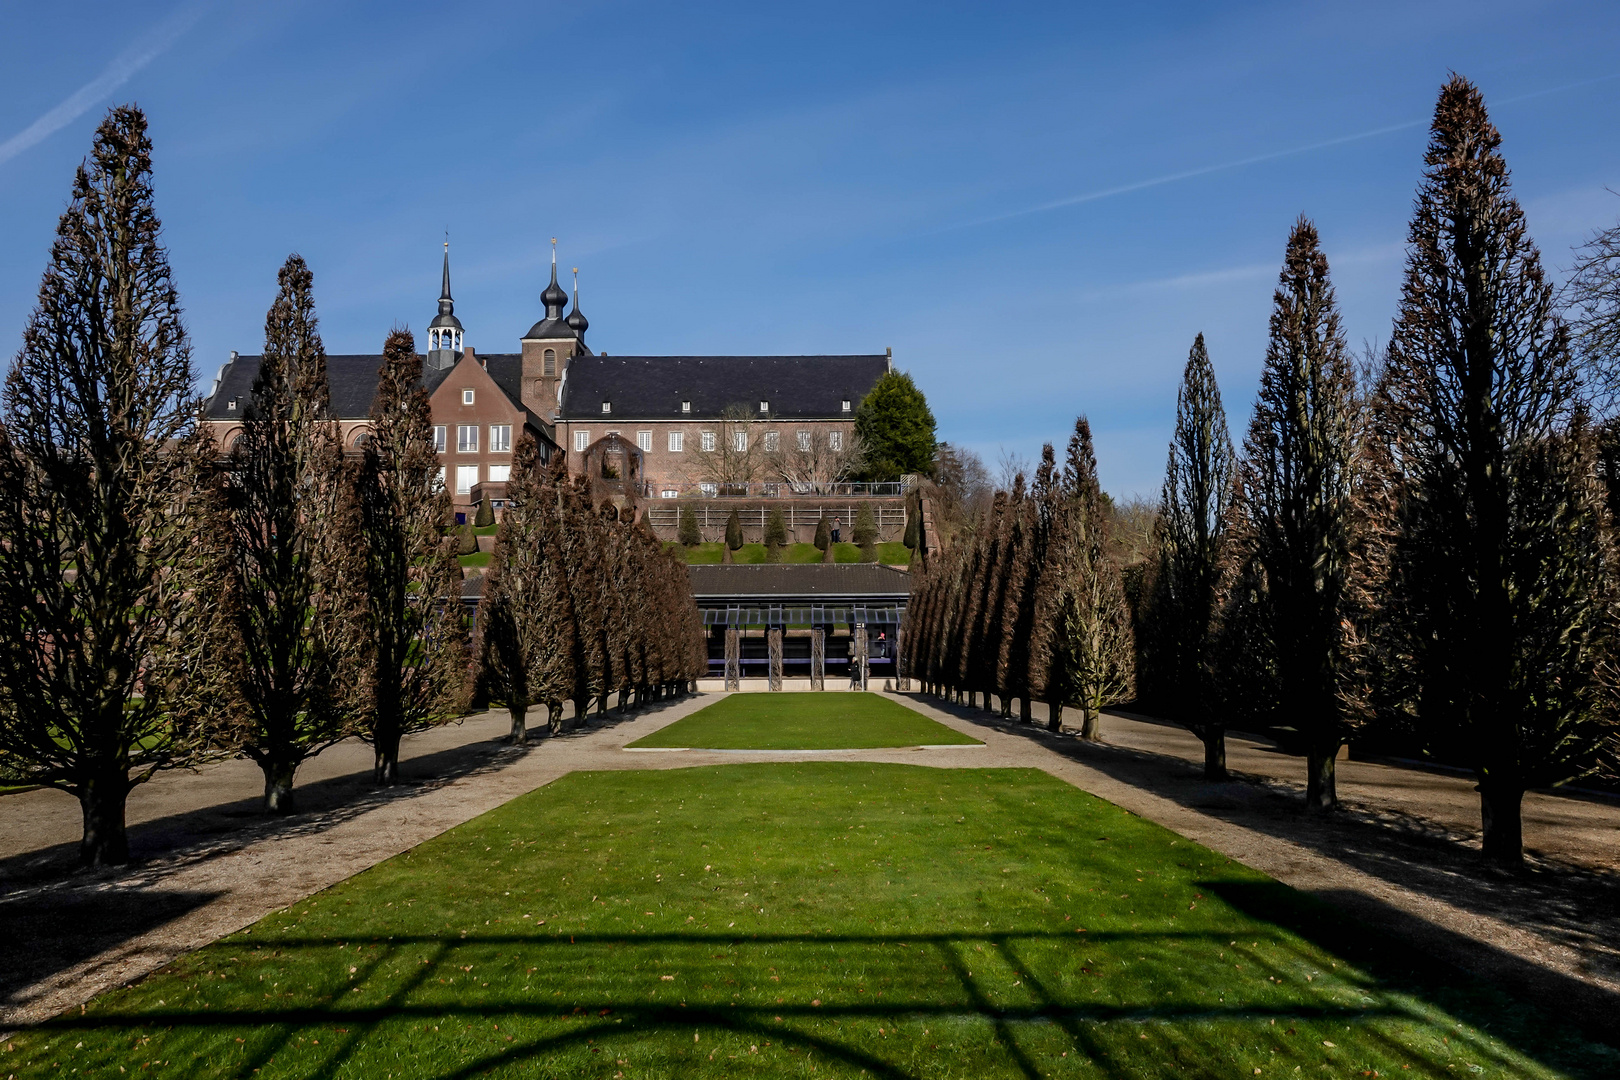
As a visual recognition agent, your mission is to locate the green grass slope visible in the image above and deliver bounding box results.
[627,692,980,750]
[6,763,1610,1078]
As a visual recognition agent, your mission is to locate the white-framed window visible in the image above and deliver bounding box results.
[432,426,446,453]
[462,388,475,405]
[681,400,691,413]
[840,399,851,412]
[489,425,511,453]
[543,349,556,376]
[599,401,610,414]
[661,489,680,499]
[829,431,844,451]
[759,400,769,413]
[636,430,652,452]
[486,464,511,483]
[455,465,478,494]
[732,431,747,452]
[699,482,718,497]
[435,466,447,492]
[764,431,779,452]
[701,431,716,452]
[574,430,589,452]
[457,425,478,453]
[668,431,685,452]
[796,430,811,451]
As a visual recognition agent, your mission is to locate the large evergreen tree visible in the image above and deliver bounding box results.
[0,106,229,864]
[218,255,356,812]
[474,435,577,743]
[1239,218,1362,810]
[853,370,937,479]
[1383,76,1618,863]
[1148,334,1237,777]
[347,329,468,784]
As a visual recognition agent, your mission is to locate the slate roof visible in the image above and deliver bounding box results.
[559,355,889,421]
[202,355,459,421]
[522,316,581,342]
[686,563,912,600]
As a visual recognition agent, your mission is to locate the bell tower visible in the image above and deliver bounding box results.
[520,237,589,418]
[426,238,464,371]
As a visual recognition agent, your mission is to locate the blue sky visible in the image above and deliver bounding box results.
[4,1,1620,498]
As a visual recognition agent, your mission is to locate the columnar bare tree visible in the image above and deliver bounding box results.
[1381,76,1619,862]
[0,106,229,864]
[1145,334,1237,777]
[218,255,357,812]
[1238,219,1363,810]
[346,329,468,784]
[475,435,578,742]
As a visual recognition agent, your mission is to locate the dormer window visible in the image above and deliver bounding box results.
[601,401,612,414]
[681,400,691,413]
[759,400,769,413]
[462,389,475,405]
[227,398,237,411]
[840,399,851,412]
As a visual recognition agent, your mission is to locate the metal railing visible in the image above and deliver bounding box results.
[647,480,912,499]
[642,504,907,531]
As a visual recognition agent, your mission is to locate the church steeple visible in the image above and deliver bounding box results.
[427,236,464,370]
[566,267,589,336]
[540,237,569,321]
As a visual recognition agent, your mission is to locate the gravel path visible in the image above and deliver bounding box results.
[3,690,1616,1042]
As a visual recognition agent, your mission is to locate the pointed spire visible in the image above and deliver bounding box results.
[428,235,463,334]
[540,235,568,320]
[566,266,589,335]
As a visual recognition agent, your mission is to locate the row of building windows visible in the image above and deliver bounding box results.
[432,425,512,454]
[599,399,852,415]
[571,429,844,454]
[436,464,512,495]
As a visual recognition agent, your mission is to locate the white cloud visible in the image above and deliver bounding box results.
[0,1,208,167]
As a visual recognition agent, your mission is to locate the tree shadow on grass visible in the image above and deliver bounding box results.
[902,693,1620,1045]
[10,927,1612,1079]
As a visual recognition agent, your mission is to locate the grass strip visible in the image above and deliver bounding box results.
[625,692,981,749]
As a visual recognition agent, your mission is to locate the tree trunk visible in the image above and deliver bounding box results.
[1047,700,1063,732]
[262,758,299,814]
[574,695,591,729]
[548,701,564,735]
[508,702,528,745]
[78,772,131,866]
[1019,697,1032,723]
[1480,783,1525,868]
[1079,706,1101,742]
[373,742,400,786]
[1000,695,1012,719]
[598,690,611,716]
[1304,749,1338,811]
[1202,728,1228,781]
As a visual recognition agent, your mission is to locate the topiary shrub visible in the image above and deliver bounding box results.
[474,497,495,528]
[457,522,478,556]
[764,506,788,561]
[813,515,831,553]
[902,494,920,550]
[678,503,701,547]
[853,503,878,561]
[725,509,743,551]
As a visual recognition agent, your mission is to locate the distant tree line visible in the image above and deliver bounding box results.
[909,76,1620,867]
[0,106,705,866]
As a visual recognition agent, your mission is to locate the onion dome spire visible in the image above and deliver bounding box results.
[541,236,568,319]
[429,236,462,332]
[566,267,589,334]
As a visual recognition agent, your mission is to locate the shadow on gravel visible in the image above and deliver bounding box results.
[0,887,222,1009]
[901,692,1620,1029]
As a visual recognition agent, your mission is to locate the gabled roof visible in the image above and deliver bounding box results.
[686,563,912,600]
[203,354,457,421]
[559,355,888,421]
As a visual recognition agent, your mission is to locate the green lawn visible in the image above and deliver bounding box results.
[8,763,1610,1079]
[458,551,492,569]
[627,692,980,750]
[669,542,911,566]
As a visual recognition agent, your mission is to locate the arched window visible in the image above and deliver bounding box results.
[543,348,556,376]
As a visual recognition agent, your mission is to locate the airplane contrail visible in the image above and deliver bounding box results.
[0,1,209,167]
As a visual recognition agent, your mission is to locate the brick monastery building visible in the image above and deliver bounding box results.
[202,244,892,524]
